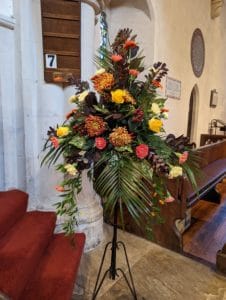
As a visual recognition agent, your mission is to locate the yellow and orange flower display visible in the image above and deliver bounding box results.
[109,127,132,147]
[91,72,114,93]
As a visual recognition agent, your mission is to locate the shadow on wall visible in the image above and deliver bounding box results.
[110,0,154,68]
[187,84,199,145]
[111,0,152,20]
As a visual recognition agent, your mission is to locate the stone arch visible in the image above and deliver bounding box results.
[109,0,155,67]
[187,84,199,144]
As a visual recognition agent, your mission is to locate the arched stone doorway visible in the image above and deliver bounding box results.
[109,0,155,66]
[187,85,199,144]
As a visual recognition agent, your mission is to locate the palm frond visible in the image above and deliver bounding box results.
[94,153,153,226]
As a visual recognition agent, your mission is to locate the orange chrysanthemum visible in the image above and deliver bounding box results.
[91,72,114,93]
[85,115,106,137]
[124,90,136,104]
[109,127,132,147]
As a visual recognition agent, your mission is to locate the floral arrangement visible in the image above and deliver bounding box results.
[42,29,198,235]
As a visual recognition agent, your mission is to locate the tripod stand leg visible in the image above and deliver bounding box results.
[92,268,110,300]
[117,241,137,299]
[117,268,138,299]
[92,241,112,299]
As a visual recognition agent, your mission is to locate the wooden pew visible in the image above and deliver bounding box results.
[123,140,226,253]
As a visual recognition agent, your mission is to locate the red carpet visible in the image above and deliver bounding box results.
[0,190,85,300]
[21,233,86,300]
[0,189,28,238]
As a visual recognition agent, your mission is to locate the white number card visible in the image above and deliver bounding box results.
[45,54,57,69]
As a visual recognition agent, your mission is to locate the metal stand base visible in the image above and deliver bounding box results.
[92,204,137,300]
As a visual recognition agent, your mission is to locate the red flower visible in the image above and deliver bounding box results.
[132,108,144,122]
[135,144,149,159]
[66,109,77,119]
[95,137,107,150]
[129,69,140,77]
[111,54,123,62]
[55,185,64,192]
[152,80,163,89]
[179,151,188,164]
[50,136,59,149]
[124,40,137,49]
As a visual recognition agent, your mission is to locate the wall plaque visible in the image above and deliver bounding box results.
[191,28,205,78]
[165,76,181,100]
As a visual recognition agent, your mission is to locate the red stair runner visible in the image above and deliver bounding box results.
[21,233,86,300]
[0,211,56,299]
[0,190,28,238]
[0,190,86,300]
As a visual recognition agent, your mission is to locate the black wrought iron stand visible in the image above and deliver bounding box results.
[92,203,137,299]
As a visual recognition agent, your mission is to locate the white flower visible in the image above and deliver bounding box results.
[64,164,78,176]
[95,68,105,75]
[78,90,89,102]
[68,95,78,103]
[68,90,89,103]
[169,166,183,178]
[162,112,168,119]
[151,103,161,115]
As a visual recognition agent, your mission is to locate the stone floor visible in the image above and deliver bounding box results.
[74,225,226,300]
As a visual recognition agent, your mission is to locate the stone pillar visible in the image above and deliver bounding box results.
[75,1,103,252]
[77,171,103,251]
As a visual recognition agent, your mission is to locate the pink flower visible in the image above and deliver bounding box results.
[165,196,175,203]
[129,69,139,77]
[111,54,123,62]
[179,151,188,164]
[95,137,107,150]
[50,136,59,149]
[135,144,149,159]
[55,185,64,192]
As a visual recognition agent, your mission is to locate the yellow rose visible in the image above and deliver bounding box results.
[56,126,69,137]
[111,89,126,104]
[148,118,163,133]
[151,103,161,115]
[169,166,183,178]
